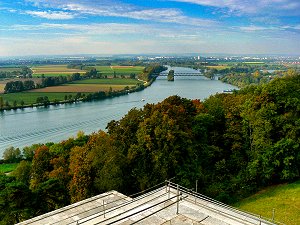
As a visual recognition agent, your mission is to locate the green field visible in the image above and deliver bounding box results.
[0,163,18,173]
[243,62,265,64]
[71,78,142,85]
[32,73,77,77]
[206,65,231,70]
[0,92,78,105]
[234,181,300,225]
[95,66,144,76]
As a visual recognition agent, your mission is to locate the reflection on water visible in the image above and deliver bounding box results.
[0,67,237,155]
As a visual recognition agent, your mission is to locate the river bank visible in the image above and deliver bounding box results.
[0,66,237,156]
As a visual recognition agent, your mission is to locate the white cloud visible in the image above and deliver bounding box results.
[240,25,273,32]
[24,0,217,26]
[26,10,75,19]
[171,0,300,15]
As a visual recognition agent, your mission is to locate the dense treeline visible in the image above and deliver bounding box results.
[4,80,35,93]
[0,67,32,79]
[216,67,297,87]
[138,64,167,82]
[1,73,299,224]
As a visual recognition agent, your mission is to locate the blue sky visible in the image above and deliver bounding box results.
[0,0,300,56]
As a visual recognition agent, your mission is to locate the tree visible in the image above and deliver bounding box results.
[22,144,41,161]
[0,181,33,224]
[0,96,3,109]
[30,146,53,190]
[33,179,69,215]
[69,146,93,203]
[167,69,174,81]
[2,147,22,163]
[12,161,32,185]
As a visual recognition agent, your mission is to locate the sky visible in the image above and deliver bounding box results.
[0,0,300,56]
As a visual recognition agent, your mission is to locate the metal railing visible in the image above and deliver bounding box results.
[166,181,284,225]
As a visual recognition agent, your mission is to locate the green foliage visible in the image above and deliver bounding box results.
[2,147,22,163]
[30,146,53,190]
[12,161,32,185]
[0,180,33,224]
[33,179,69,215]
[1,73,299,224]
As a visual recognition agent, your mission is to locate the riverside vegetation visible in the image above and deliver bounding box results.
[0,64,166,110]
[0,72,299,224]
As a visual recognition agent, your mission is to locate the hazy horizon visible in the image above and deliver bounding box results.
[1,0,300,56]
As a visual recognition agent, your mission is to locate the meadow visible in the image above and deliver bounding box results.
[0,78,141,106]
[0,92,78,105]
[235,181,300,225]
[0,163,18,173]
[243,62,265,64]
[206,65,230,70]
[95,66,144,76]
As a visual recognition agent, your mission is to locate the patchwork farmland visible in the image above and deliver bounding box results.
[31,65,85,77]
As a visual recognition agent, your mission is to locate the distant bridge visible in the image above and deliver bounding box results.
[152,72,205,76]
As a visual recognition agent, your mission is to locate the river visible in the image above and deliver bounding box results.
[0,67,236,156]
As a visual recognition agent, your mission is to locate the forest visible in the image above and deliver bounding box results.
[0,72,299,224]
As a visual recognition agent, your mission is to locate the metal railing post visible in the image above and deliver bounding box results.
[272,208,275,222]
[176,184,179,214]
[165,180,167,193]
[103,200,105,218]
[168,180,170,199]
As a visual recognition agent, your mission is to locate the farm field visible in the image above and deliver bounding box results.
[206,65,230,70]
[0,78,141,106]
[0,67,22,72]
[0,84,5,93]
[31,65,85,77]
[234,180,300,225]
[28,84,131,93]
[95,66,144,76]
[0,92,78,105]
[243,62,265,64]
[72,78,142,85]
[26,78,140,93]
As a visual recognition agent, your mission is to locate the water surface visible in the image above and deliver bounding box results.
[0,67,236,155]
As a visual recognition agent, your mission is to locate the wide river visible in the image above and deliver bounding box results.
[0,67,236,156]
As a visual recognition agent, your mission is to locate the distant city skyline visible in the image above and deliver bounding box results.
[0,0,300,56]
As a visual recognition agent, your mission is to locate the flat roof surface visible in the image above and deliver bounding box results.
[17,183,277,225]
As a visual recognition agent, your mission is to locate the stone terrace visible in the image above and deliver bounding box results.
[17,182,280,225]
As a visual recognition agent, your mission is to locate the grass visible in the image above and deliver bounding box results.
[0,92,78,105]
[28,84,130,93]
[0,163,18,173]
[243,62,265,64]
[0,78,141,105]
[71,78,142,85]
[234,180,300,225]
[0,84,5,93]
[94,66,144,75]
[33,73,83,77]
[206,65,230,70]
